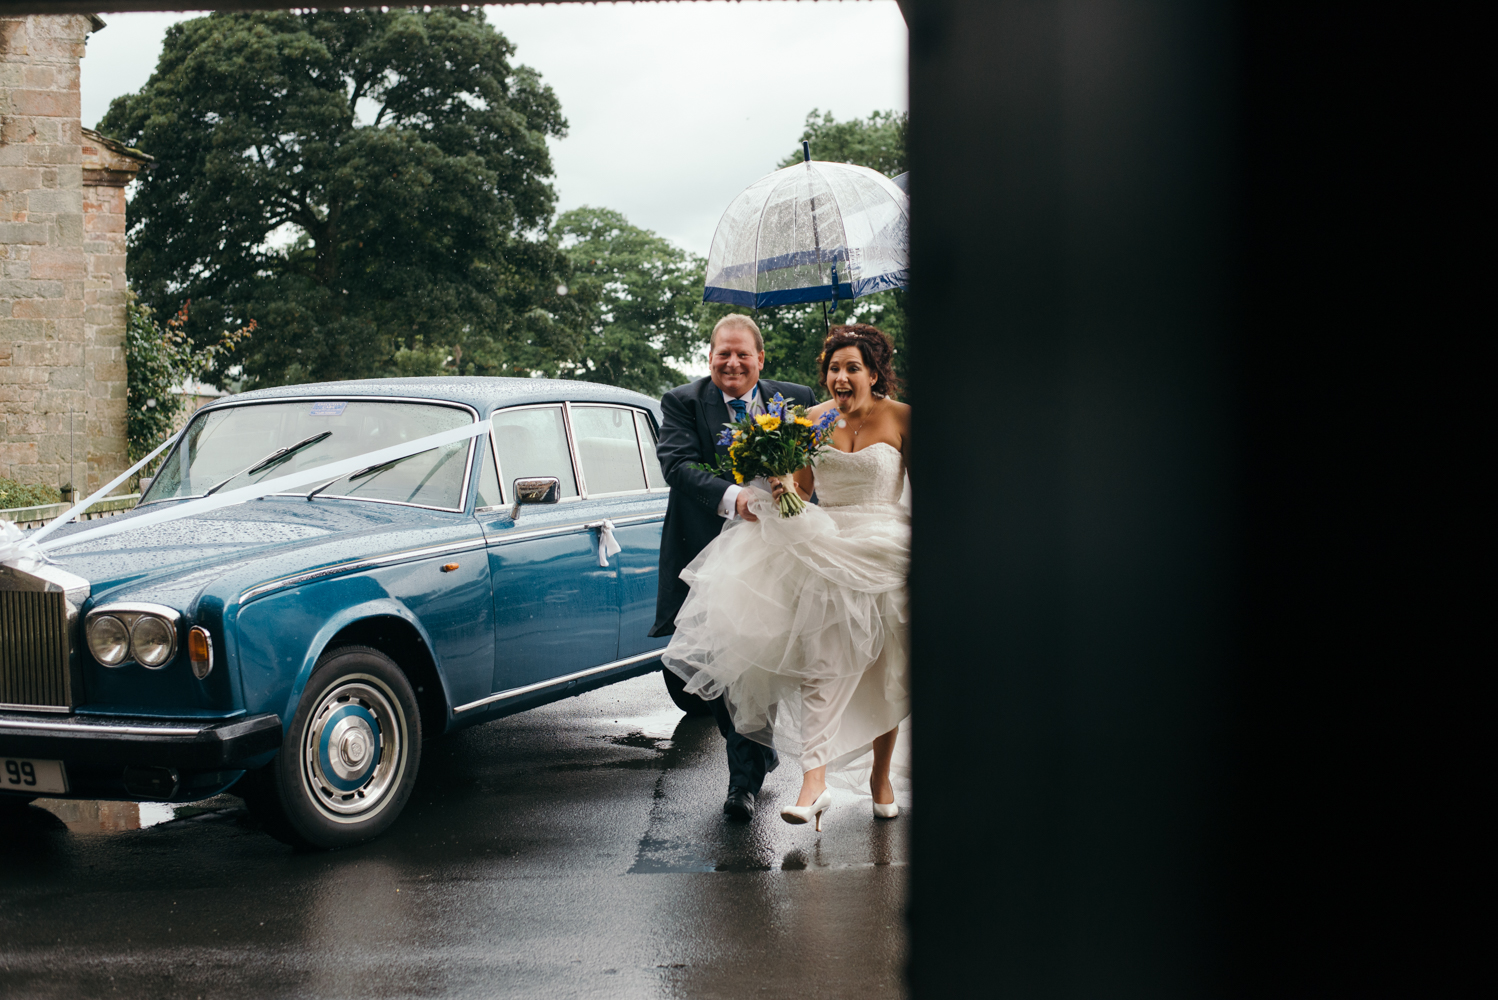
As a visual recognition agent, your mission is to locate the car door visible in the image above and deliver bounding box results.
[479,404,620,698]
[613,408,671,658]
[566,404,671,660]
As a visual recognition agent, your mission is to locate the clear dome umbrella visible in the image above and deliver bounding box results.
[703,143,909,319]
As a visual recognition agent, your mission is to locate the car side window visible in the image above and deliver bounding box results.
[571,405,647,495]
[634,410,667,490]
[491,406,579,499]
[475,435,503,510]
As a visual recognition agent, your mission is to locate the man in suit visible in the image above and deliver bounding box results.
[652,313,819,821]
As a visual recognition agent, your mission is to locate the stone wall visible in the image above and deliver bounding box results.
[82,127,147,488]
[0,13,139,495]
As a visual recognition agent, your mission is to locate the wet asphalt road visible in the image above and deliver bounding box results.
[0,672,908,999]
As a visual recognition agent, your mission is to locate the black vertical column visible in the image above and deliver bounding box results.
[904,1,1236,994]
[904,1,1471,994]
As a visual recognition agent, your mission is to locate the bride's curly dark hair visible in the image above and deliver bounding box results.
[817,324,902,400]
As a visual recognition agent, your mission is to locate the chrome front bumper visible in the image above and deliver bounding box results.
[0,711,281,769]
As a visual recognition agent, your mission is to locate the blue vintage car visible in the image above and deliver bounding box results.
[0,377,705,847]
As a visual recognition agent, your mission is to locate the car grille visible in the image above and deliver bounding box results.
[0,590,74,709]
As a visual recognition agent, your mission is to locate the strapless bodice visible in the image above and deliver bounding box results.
[812,442,906,507]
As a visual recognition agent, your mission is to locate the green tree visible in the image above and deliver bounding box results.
[552,207,707,395]
[713,109,911,398]
[101,9,570,388]
[776,108,907,176]
[125,297,252,464]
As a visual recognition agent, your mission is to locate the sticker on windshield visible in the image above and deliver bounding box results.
[309,401,346,416]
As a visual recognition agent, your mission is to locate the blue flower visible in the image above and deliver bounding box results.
[716,427,735,446]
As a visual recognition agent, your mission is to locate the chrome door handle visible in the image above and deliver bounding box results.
[585,519,621,567]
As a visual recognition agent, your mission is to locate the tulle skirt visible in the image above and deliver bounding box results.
[662,489,911,776]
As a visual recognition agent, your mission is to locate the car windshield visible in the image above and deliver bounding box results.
[144,400,474,510]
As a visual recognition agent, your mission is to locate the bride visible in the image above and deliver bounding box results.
[662,324,911,831]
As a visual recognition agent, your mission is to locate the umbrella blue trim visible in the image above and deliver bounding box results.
[703,284,851,307]
[704,267,904,306]
[850,269,909,298]
[702,286,758,306]
[703,275,906,308]
[710,247,852,285]
[755,247,850,273]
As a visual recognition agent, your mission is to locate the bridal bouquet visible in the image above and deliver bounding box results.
[699,394,841,518]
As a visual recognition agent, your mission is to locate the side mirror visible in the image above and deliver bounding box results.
[511,477,560,517]
[513,477,561,504]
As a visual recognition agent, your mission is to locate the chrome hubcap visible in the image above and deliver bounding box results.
[301,675,405,822]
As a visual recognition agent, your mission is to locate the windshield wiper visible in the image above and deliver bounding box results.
[203,431,333,497]
[346,448,433,483]
[305,477,342,501]
[309,444,443,499]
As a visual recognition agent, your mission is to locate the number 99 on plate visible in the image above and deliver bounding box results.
[2,757,69,795]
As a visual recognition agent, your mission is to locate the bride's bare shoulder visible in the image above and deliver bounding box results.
[886,399,912,447]
[807,400,838,417]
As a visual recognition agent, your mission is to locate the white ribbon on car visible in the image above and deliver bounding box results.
[19,431,185,549]
[1,430,183,564]
[0,420,492,565]
[0,520,36,566]
[589,519,622,567]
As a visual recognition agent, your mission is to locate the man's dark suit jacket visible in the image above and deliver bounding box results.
[650,376,818,637]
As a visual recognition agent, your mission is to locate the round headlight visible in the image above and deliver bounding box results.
[87,615,130,666]
[130,615,176,668]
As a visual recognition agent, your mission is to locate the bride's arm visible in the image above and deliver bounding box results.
[791,465,815,499]
[769,466,815,502]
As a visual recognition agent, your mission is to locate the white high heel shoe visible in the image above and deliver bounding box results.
[780,789,833,831]
[872,779,899,819]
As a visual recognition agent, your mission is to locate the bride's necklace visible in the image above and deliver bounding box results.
[836,398,882,443]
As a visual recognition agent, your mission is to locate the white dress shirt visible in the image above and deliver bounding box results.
[715,386,769,520]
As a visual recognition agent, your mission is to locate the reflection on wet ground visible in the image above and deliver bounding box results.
[27,797,216,834]
[0,672,907,999]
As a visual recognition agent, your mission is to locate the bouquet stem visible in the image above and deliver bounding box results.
[777,491,807,518]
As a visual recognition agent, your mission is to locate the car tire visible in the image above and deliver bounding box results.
[245,645,422,849]
[662,666,713,717]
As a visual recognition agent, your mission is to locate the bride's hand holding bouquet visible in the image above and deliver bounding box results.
[698,394,840,518]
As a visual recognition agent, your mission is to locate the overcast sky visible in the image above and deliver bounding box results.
[79,1,908,258]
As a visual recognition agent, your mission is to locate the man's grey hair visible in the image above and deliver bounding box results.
[709,314,764,353]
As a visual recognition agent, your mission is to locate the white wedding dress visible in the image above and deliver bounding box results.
[663,442,911,784]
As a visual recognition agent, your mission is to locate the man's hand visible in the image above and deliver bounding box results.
[735,490,759,522]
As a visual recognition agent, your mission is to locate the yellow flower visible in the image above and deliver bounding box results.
[795,416,812,427]
[755,414,781,431]
[733,471,744,484]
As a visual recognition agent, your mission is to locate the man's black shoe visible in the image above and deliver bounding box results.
[723,788,755,821]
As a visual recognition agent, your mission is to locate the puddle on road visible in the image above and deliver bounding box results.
[548,728,685,772]
[21,795,242,834]
[592,700,685,741]
[601,731,675,752]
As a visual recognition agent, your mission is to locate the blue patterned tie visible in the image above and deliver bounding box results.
[729,399,747,422]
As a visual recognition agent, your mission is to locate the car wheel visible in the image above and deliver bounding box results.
[247,645,421,849]
[662,666,713,717]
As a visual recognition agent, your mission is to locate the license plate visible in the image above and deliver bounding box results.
[2,757,68,795]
